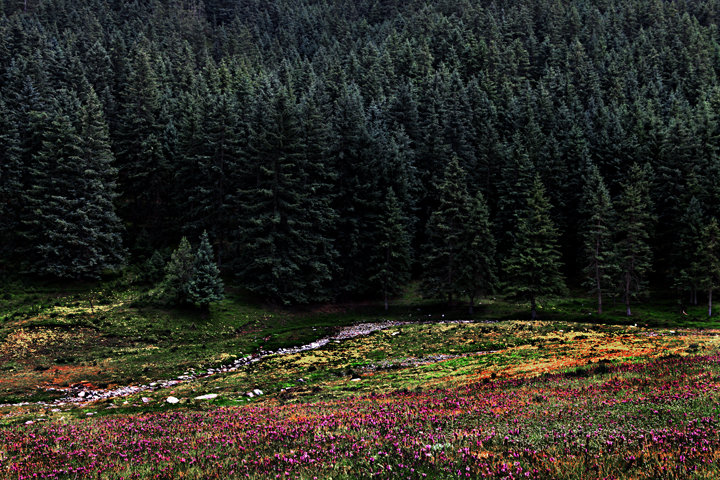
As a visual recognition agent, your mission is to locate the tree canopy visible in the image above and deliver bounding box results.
[2,0,720,309]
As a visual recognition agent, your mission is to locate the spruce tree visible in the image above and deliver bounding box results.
[695,218,720,317]
[329,83,382,296]
[370,188,412,311]
[676,196,706,306]
[186,231,224,310]
[456,190,497,314]
[579,163,617,314]
[421,157,471,305]
[236,80,336,304]
[504,175,566,320]
[616,163,655,316]
[494,144,536,257]
[76,86,125,272]
[113,45,169,253]
[19,89,124,278]
[161,237,195,305]
[0,98,22,268]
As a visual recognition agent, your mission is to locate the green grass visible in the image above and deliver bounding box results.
[1,277,720,410]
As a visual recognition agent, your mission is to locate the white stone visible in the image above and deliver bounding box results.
[166,396,180,404]
[246,392,254,398]
[253,389,263,396]
[142,397,153,403]
[194,394,218,401]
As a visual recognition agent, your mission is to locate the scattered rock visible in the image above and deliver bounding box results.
[253,389,263,396]
[194,394,218,401]
[3,319,453,407]
[142,397,153,403]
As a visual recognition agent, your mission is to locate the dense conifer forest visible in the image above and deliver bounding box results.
[3,0,720,310]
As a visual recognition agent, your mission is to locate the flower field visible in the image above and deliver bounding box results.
[4,348,720,479]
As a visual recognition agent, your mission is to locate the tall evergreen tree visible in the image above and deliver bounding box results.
[329,83,382,296]
[0,98,23,268]
[370,188,412,311]
[616,163,655,316]
[19,89,124,278]
[113,45,169,254]
[186,231,224,310]
[676,196,706,305]
[456,190,497,314]
[161,236,195,305]
[504,174,566,320]
[579,163,617,314]
[695,217,720,317]
[77,86,126,270]
[236,80,336,304]
[421,157,472,305]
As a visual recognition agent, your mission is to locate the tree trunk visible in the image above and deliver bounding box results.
[384,289,389,312]
[596,237,602,315]
[468,296,474,315]
[531,295,537,321]
[709,289,713,317]
[625,273,632,316]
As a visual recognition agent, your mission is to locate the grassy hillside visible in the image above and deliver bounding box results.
[1,280,716,405]
[3,282,720,478]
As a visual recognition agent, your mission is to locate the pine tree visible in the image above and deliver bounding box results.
[236,80,337,304]
[0,97,22,268]
[695,218,720,317]
[676,196,706,306]
[579,163,617,314]
[456,190,497,314]
[161,237,195,305]
[370,188,412,311]
[616,163,655,316]
[504,175,566,320]
[186,231,224,310]
[329,83,382,296]
[421,157,471,305]
[76,86,126,272]
[174,72,247,269]
[494,144,535,256]
[113,45,169,253]
[18,88,124,278]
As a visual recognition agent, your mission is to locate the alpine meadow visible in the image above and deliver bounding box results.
[4,1,720,479]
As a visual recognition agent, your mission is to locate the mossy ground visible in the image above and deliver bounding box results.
[1,279,719,424]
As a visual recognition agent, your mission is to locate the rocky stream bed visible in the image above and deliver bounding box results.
[4,320,480,408]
